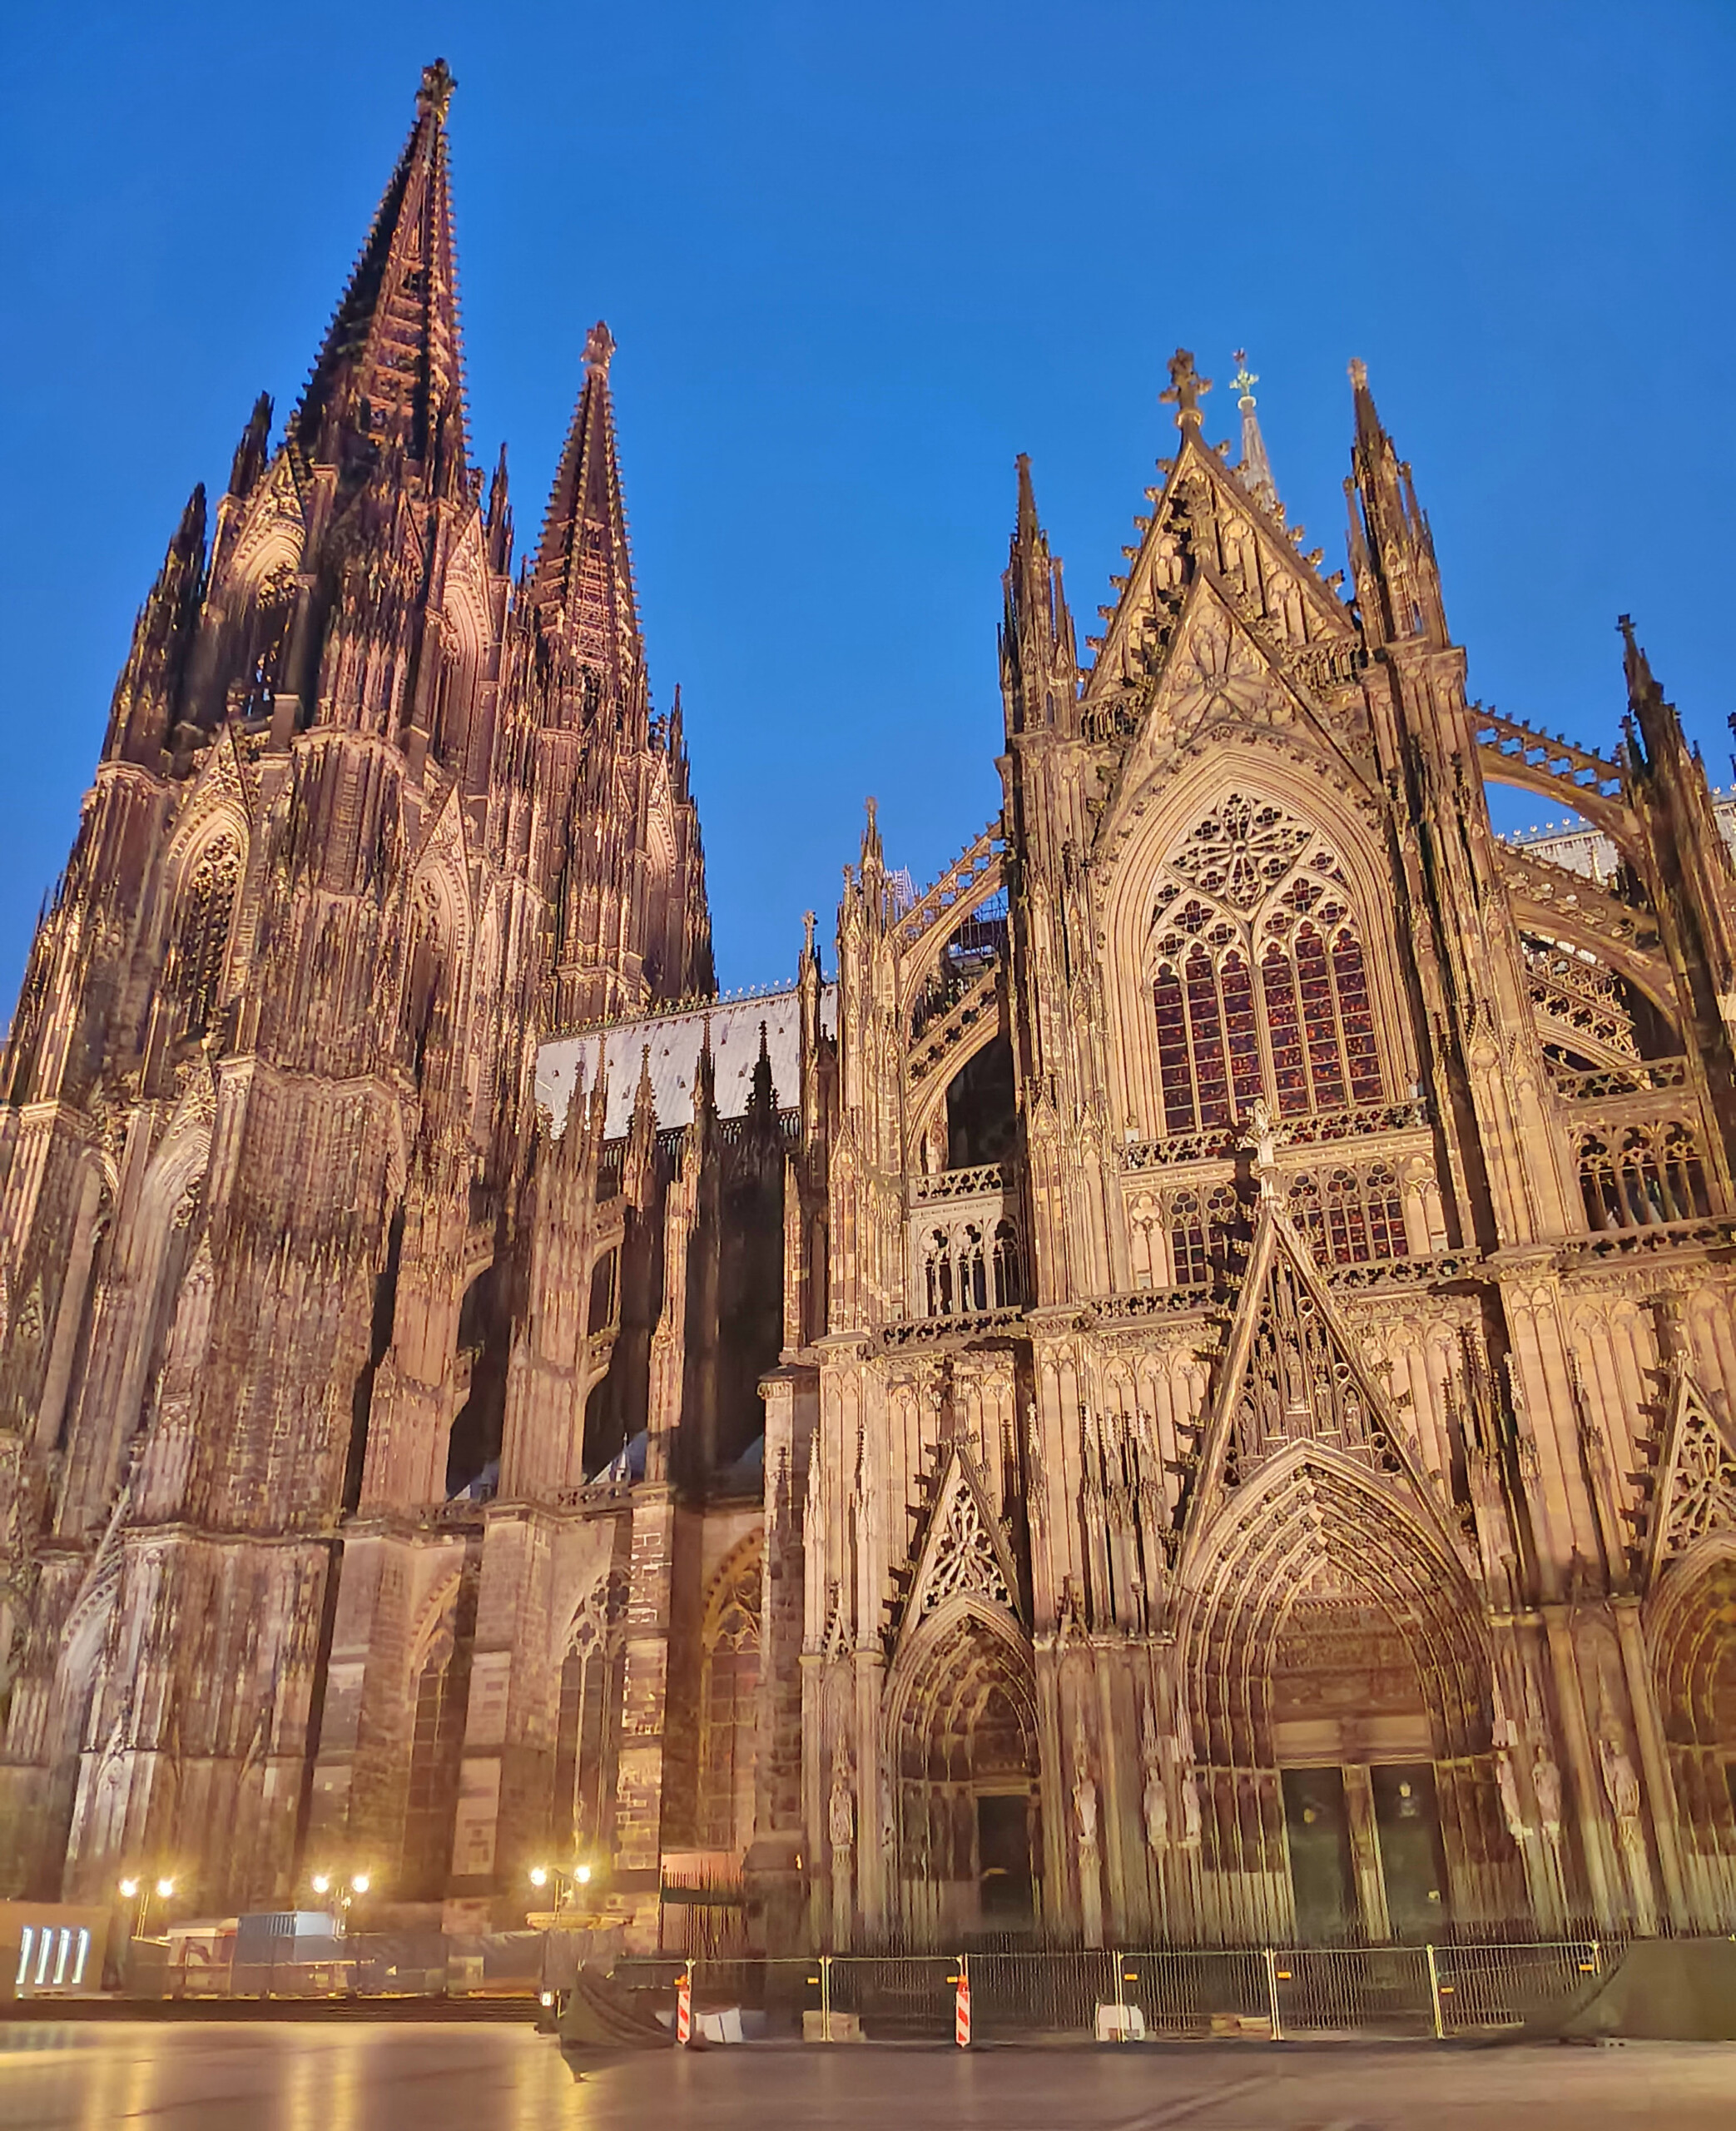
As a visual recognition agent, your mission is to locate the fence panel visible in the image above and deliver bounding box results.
[1432,1940,1605,2034]
[1274,1946,1433,2036]
[970,1950,1117,2039]
[827,1955,959,2039]
[1122,1950,1272,2038]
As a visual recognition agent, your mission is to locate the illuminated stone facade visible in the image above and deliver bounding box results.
[3,67,1736,1952]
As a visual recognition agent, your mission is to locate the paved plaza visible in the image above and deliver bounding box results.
[0,2024,1731,2131]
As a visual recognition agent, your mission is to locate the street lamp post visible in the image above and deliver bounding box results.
[528,1861,593,1917]
[309,1870,372,1939]
[117,1875,176,1942]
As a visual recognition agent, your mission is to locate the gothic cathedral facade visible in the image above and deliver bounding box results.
[2,67,1734,1953]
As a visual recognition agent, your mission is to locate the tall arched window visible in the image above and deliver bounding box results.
[552,1572,627,1864]
[1148,794,1385,1135]
[696,1543,762,1855]
[173,835,241,1038]
[402,1579,476,1898]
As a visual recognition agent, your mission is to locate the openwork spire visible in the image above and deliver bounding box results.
[999,453,1077,735]
[531,320,642,696]
[1345,358,1446,646]
[294,58,468,487]
[1232,350,1277,509]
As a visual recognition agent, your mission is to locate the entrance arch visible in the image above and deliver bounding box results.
[1651,1545,1736,1924]
[885,1601,1039,1941]
[1178,1450,1506,1942]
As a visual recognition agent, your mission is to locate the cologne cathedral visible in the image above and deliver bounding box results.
[2,63,1734,1955]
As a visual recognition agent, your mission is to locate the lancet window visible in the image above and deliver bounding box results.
[922,1215,1022,1317]
[552,1572,627,1863]
[696,1545,762,1855]
[172,835,241,1039]
[1288,1163,1408,1266]
[1577,1122,1710,1230]
[1148,795,1383,1136]
[402,1595,474,1898]
[1165,1182,1240,1288]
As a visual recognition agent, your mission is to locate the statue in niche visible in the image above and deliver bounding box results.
[1531,1738,1563,1841]
[829,1746,856,1853]
[1071,1725,1099,1854]
[1598,1733,1644,1850]
[1141,1701,1169,1850]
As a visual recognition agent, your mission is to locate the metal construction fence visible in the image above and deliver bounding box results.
[613,1939,1615,2042]
[112,1928,1614,2039]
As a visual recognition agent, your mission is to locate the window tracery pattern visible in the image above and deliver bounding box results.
[697,1545,762,1853]
[173,836,241,1038]
[922,1217,1021,1317]
[1577,1122,1710,1230]
[1288,1163,1408,1266]
[1148,795,1382,1136]
[553,1571,627,1862]
[1165,1182,1240,1288]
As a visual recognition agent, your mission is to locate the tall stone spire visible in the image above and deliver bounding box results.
[1345,359,1447,648]
[102,485,207,766]
[999,454,1078,737]
[1232,350,1277,509]
[294,58,468,489]
[531,320,642,707]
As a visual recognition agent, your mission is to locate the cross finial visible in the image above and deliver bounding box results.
[1232,350,1258,404]
[417,57,456,122]
[583,320,616,377]
[1160,349,1212,427]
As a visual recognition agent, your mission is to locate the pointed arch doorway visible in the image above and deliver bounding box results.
[887,1602,1041,1942]
[1184,1452,1495,1945]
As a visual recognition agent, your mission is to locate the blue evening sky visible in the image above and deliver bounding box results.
[1,2,1731,1006]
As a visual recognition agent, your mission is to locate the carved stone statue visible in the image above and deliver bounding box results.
[1531,1738,1563,1840]
[1495,1745,1527,1844]
[1178,1766,1203,1850]
[828,1748,855,1852]
[1598,1732,1643,1845]
[1140,1698,1169,1850]
[1143,1761,1169,1851]
[1072,1725,1099,1853]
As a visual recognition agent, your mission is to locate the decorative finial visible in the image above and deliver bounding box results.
[417,58,456,122]
[1160,349,1212,426]
[1348,357,1369,390]
[583,320,616,378]
[1232,350,1258,405]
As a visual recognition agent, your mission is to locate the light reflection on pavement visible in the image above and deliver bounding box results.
[0,2023,1731,2130]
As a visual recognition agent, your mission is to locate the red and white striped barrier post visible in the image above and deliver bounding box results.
[676,1961,693,2046]
[954,1955,970,2048]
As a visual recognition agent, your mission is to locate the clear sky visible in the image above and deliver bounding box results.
[1,2,1732,1006]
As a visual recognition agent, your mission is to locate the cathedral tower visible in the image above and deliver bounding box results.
[0,63,710,1910]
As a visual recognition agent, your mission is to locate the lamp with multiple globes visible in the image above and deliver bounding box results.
[526,1861,594,1914]
[116,1872,176,1939]
[308,1869,374,1935]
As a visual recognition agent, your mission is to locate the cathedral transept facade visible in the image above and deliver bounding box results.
[2,66,1735,1954]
